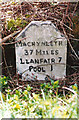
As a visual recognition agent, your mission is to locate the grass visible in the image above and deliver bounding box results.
[0,76,78,119]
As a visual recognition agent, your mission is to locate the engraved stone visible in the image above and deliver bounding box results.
[15,21,67,80]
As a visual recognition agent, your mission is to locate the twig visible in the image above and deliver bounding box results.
[69,38,79,41]
[61,24,79,60]
[2,37,27,45]
[2,65,13,70]
[72,1,79,17]
[7,80,14,89]
[66,2,69,15]
[46,16,73,31]
[22,62,66,75]
[11,85,25,94]
[0,30,21,46]
[1,46,12,79]
[63,80,66,97]
[57,98,69,106]
[62,86,77,95]
[65,73,79,78]
[68,33,74,37]
[67,15,73,26]
[20,2,23,20]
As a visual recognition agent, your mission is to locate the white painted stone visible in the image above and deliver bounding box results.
[15,21,67,80]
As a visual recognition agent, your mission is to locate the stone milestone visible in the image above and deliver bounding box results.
[15,21,67,80]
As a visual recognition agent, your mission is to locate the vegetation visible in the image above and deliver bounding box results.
[0,76,78,119]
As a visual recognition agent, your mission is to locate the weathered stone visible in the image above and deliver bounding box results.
[15,21,67,80]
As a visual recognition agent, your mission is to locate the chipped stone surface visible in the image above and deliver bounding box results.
[15,21,67,80]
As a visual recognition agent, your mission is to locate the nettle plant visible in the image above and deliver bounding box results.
[0,75,78,118]
[0,76,9,90]
[0,80,77,118]
[7,18,28,31]
[40,80,60,95]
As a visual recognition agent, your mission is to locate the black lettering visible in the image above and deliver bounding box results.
[55,50,59,55]
[46,51,49,55]
[42,67,46,72]
[32,42,35,46]
[27,42,31,47]
[51,58,55,63]
[51,65,53,71]
[25,50,29,55]
[18,41,22,47]
[42,51,45,55]
[29,66,33,71]
[36,49,41,55]
[54,41,57,45]
[44,59,48,63]
[50,41,53,46]
[59,41,62,46]
[23,42,26,46]
[51,50,54,55]
[37,67,46,72]
[26,59,29,64]
[20,58,25,64]
[46,42,49,46]
[33,67,37,72]
[30,50,33,55]
[58,57,62,62]
[47,59,50,63]
[38,67,41,72]
[40,58,43,64]
[30,59,34,64]
[41,42,45,46]
[37,42,40,46]
[35,59,39,64]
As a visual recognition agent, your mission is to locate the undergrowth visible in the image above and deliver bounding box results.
[0,76,78,119]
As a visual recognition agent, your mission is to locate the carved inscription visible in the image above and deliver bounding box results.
[15,21,67,79]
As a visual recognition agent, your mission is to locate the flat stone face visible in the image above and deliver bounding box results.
[15,21,67,80]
